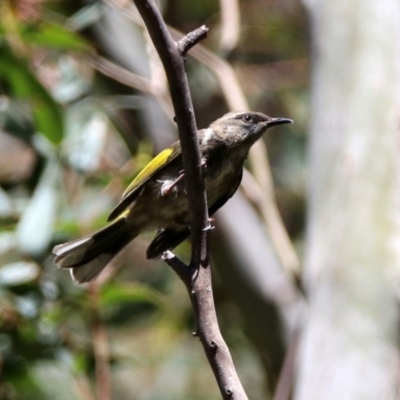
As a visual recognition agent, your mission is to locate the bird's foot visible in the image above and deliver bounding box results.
[160,173,185,196]
[203,217,215,231]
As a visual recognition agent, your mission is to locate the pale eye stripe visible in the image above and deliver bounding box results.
[221,112,245,120]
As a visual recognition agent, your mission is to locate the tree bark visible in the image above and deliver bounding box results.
[295,1,400,399]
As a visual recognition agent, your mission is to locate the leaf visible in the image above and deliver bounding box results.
[0,232,16,255]
[64,106,109,172]
[52,56,91,103]
[0,49,64,144]
[32,98,63,145]
[16,157,60,256]
[101,282,166,308]
[21,22,90,51]
[0,261,40,286]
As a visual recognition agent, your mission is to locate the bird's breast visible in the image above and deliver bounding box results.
[203,147,246,204]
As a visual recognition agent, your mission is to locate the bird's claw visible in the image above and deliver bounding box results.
[203,218,215,231]
[160,173,185,196]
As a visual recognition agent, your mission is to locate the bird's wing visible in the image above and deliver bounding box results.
[107,141,182,221]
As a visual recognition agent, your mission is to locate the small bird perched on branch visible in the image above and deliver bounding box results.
[53,111,292,283]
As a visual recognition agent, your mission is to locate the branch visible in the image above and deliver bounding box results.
[89,54,174,119]
[177,25,209,55]
[272,327,301,400]
[162,250,193,282]
[132,1,248,399]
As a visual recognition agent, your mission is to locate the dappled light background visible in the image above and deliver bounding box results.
[0,0,308,399]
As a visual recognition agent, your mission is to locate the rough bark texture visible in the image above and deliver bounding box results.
[295,1,400,399]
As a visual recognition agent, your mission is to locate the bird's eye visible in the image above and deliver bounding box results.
[242,114,253,123]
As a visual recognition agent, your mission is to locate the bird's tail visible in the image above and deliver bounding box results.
[53,217,138,283]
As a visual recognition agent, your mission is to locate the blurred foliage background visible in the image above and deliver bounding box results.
[0,0,308,399]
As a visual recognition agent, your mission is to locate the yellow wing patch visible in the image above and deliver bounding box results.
[107,143,181,222]
[122,146,176,199]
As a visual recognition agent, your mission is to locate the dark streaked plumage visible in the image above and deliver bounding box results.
[53,111,292,283]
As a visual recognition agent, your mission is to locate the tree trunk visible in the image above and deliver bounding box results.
[295,1,400,399]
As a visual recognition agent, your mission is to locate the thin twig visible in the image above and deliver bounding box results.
[90,54,153,94]
[272,326,301,400]
[177,25,209,55]
[89,54,174,118]
[162,250,193,281]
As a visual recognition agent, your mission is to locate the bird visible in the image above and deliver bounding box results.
[53,111,292,283]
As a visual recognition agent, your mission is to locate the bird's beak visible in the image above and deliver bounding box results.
[268,118,293,127]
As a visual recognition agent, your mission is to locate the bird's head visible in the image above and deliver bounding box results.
[209,111,292,148]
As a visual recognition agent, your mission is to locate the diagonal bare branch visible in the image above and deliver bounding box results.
[132,1,248,399]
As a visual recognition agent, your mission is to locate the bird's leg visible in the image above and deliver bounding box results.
[160,171,185,196]
[163,159,205,197]
[203,217,215,231]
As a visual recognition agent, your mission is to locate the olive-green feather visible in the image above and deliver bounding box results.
[107,143,182,221]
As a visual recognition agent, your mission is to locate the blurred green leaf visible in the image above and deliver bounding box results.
[5,373,46,400]
[101,282,166,308]
[0,48,63,144]
[19,323,38,343]
[32,99,63,145]
[71,351,89,374]
[21,22,90,51]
